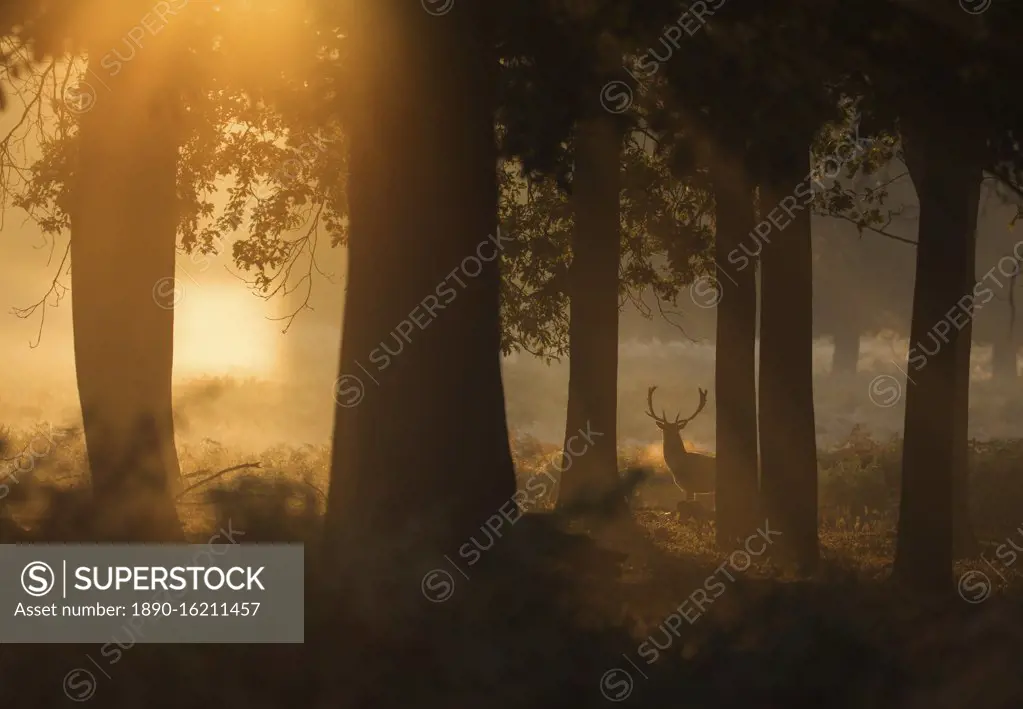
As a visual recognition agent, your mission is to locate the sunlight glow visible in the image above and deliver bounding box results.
[173,283,278,378]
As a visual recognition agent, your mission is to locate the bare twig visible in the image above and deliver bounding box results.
[827,211,918,246]
[653,292,697,343]
[175,462,263,499]
[10,240,71,347]
[234,202,335,333]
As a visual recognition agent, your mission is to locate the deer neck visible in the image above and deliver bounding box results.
[663,431,688,459]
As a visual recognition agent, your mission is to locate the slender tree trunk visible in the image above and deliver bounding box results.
[831,317,861,375]
[894,122,982,592]
[711,162,760,547]
[556,117,623,514]
[952,176,982,559]
[71,38,184,541]
[323,2,515,596]
[758,156,819,571]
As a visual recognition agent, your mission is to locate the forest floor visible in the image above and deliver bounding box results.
[2,428,1023,707]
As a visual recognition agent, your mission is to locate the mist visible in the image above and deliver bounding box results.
[4,181,1020,456]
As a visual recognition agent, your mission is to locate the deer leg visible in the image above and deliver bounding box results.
[671,478,688,501]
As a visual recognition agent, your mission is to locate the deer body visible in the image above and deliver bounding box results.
[646,386,715,502]
[660,430,715,498]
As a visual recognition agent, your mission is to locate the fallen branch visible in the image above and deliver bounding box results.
[175,462,262,499]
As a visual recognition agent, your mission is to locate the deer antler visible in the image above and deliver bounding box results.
[675,388,708,425]
[645,386,670,424]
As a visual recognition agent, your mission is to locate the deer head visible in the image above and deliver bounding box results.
[644,386,708,441]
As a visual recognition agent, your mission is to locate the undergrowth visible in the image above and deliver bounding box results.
[1,424,1022,707]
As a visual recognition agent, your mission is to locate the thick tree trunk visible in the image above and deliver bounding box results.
[323,2,515,593]
[711,163,760,547]
[952,176,982,559]
[758,156,819,571]
[831,316,861,375]
[71,39,184,541]
[556,117,623,514]
[894,123,982,592]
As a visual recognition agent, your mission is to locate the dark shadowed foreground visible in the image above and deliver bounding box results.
[2,431,1023,708]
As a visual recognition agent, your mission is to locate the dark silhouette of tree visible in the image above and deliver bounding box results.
[70,36,186,541]
[895,115,982,590]
[757,152,821,571]
[709,158,760,546]
[0,6,206,540]
[556,114,626,512]
[1,1,328,539]
[836,0,1023,592]
[321,2,516,597]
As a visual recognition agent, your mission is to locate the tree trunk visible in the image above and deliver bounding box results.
[758,156,819,571]
[831,316,861,375]
[556,117,623,514]
[894,122,982,592]
[71,38,184,541]
[952,174,982,559]
[711,163,760,547]
[323,2,515,597]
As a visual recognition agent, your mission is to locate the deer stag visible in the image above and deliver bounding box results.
[645,386,714,503]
